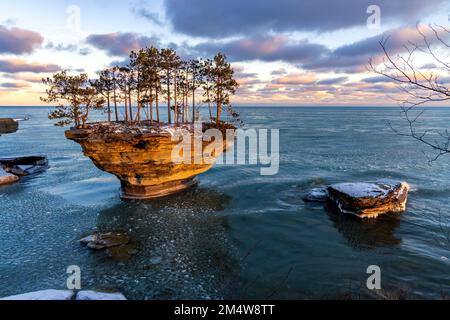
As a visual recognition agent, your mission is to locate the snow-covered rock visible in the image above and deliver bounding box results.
[0,289,74,300]
[76,290,127,300]
[327,180,410,219]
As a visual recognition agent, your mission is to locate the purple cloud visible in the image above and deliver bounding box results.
[163,0,446,38]
[0,59,60,73]
[0,25,44,54]
[86,32,160,56]
[192,35,328,63]
[0,82,31,89]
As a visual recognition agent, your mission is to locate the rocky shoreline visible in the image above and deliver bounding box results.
[0,289,127,301]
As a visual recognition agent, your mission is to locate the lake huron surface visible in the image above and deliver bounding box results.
[0,106,449,299]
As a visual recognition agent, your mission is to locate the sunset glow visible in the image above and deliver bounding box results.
[0,0,449,106]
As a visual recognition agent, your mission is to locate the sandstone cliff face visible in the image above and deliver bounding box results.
[65,125,235,199]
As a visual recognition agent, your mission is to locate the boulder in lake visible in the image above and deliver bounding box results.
[327,179,410,219]
[0,289,74,300]
[0,166,19,186]
[76,290,127,300]
[0,118,18,135]
[80,232,130,250]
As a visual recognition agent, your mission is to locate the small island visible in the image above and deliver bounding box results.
[42,47,240,199]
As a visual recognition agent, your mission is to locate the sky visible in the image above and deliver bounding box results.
[0,0,449,106]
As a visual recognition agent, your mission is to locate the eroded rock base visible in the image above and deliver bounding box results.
[120,178,198,200]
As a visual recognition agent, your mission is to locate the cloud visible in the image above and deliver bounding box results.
[316,76,349,85]
[0,25,44,54]
[0,59,60,73]
[86,32,160,56]
[192,35,328,63]
[302,26,449,73]
[3,73,44,83]
[0,82,31,89]
[45,42,78,52]
[271,68,287,76]
[361,76,394,83]
[132,3,163,26]
[272,73,318,85]
[163,0,446,38]
[190,27,441,73]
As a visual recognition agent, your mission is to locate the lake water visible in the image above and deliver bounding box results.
[0,106,449,299]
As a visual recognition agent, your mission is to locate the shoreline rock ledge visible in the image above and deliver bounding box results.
[304,179,411,219]
[0,289,127,300]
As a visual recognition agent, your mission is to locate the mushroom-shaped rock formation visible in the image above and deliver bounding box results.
[65,123,235,199]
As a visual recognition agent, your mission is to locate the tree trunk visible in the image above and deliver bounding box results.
[208,101,212,121]
[156,90,160,122]
[149,89,153,123]
[174,75,178,124]
[167,71,171,124]
[113,81,119,122]
[107,94,111,122]
[192,77,195,123]
[128,87,133,123]
[124,90,129,123]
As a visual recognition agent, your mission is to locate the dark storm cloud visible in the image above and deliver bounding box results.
[163,0,445,38]
[0,25,44,54]
[0,59,60,73]
[86,32,160,56]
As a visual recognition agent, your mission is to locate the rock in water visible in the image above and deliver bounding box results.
[0,118,18,135]
[0,289,74,300]
[303,187,328,202]
[76,290,127,300]
[327,180,410,219]
[0,166,19,186]
[80,232,130,250]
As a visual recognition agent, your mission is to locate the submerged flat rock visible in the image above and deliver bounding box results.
[80,232,130,250]
[0,289,74,300]
[327,180,410,219]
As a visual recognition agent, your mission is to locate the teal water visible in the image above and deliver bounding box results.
[0,106,449,299]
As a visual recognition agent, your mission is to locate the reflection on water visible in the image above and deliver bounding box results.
[326,204,402,250]
[88,188,239,299]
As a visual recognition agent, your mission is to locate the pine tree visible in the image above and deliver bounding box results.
[42,71,105,128]
[211,53,239,127]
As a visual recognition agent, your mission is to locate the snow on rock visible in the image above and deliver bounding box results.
[76,291,127,300]
[0,290,74,300]
[303,187,328,202]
